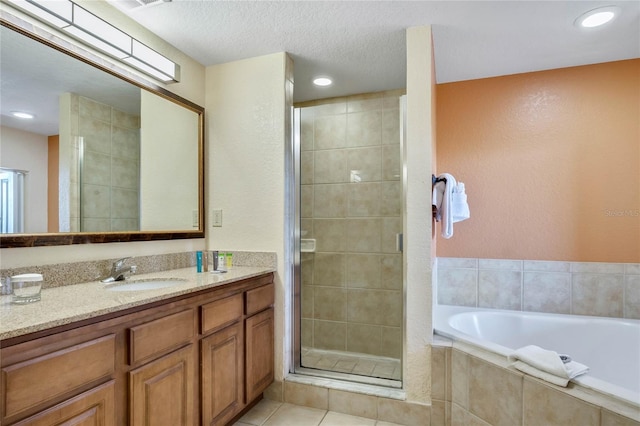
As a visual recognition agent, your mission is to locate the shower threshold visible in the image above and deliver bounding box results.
[300,347,402,388]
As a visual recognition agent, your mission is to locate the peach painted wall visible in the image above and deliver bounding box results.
[436,59,639,263]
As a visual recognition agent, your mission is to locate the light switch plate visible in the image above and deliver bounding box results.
[212,209,223,227]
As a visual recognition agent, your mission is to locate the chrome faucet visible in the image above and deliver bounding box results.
[102,257,137,283]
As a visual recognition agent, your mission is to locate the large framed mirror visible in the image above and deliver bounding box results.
[0,13,205,248]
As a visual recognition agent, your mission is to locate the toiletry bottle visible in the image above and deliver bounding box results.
[226,252,233,269]
[196,251,203,273]
[203,251,209,272]
[212,251,219,271]
[217,252,226,272]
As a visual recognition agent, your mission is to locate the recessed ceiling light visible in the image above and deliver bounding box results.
[575,6,620,28]
[11,111,35,119]
[313,77,333,87]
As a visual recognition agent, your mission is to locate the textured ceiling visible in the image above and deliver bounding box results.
[2,1,638,136]
[108,0,640,102]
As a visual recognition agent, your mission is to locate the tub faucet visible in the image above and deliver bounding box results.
[102,257,137,283]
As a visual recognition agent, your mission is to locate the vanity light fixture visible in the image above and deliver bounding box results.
[575,6,620,28]
[313,76,333,87]
[6,0,180,83]
[11,111,35,119]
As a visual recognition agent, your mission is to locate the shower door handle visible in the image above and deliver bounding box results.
[396,233,403,253]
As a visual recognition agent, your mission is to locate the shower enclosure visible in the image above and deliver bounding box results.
[293,90,405,386]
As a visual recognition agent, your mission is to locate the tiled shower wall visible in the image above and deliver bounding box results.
[437,257,640,319]
[69,94,140,232]
[298,90,405,359]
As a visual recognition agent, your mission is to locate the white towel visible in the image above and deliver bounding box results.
[452,182,470,223]
[432,173,470,239]
[508,345,589,387]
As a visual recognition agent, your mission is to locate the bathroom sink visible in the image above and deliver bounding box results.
[104,278,187,292]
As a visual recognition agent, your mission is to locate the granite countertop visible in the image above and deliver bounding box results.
[0,266,274,340]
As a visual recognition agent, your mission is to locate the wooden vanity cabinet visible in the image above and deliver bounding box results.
[245,284,275,403]
[0,273,274,426]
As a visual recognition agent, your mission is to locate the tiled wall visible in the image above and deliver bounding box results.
[437,258,640,319]
[70,94,140,232]
[298,90,405,358]
[431,341,640,426]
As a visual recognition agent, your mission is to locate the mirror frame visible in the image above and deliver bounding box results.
[0,13,205,248]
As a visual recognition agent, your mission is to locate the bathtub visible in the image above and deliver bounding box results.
[434,305,640,406]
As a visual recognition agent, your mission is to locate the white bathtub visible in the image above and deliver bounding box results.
[434,305,640,406]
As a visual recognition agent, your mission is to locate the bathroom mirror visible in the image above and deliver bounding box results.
[0,18,205,247]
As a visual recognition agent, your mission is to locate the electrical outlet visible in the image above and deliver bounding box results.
[212,209,223,227]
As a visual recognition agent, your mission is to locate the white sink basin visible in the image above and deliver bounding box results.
[104,278,187,292]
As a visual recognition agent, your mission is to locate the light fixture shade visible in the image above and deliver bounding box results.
[64,26,130,59]
[575,6,620,28]
[131,40,178,79]
[11,111,35,119]
[7,0,180,83]
[5,0,71,27]
[313,77,333,87]
[123,57,175,82]
[28,0,73,21]
[71,6,131,53]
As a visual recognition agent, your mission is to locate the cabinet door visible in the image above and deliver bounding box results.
[245,307,274,403]
[129,345,195,426]
[201,322,244,426]
[13,380,115,426]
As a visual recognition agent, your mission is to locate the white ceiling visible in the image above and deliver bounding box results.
[108,0,640,102]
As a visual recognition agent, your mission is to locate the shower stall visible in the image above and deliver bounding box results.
[292,90,405,386]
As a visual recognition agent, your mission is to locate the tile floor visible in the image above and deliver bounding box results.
[234,399,404,426]
[301,347,401,381]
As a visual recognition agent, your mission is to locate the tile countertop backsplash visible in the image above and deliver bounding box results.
[0,266,275,340]
[0,251,277,340]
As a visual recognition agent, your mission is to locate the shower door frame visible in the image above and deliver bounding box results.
[289,104,405,389]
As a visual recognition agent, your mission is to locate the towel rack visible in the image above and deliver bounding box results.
[432,174,446,220]
[432,174,446,186]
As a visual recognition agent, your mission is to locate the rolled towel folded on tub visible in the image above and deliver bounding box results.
[508,345,589,387]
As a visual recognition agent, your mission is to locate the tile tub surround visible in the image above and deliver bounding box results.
[0,250,276,290]
[298,90,405,360]
[436,258,640,319]
[431,341,640,426]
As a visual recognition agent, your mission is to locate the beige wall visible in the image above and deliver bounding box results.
[436,59,640,263]
[404,25,435,404]
[205,53,290,381]
[140,90,199,231]
[0,126,48,233]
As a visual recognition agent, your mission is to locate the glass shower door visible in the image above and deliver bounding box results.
[294,91,404,384]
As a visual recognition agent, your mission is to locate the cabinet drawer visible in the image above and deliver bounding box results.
[2,335,115,420]
[13,380,116,426]
[129,309,194,365]
[201,294,243,335]
[245,284,274,316]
